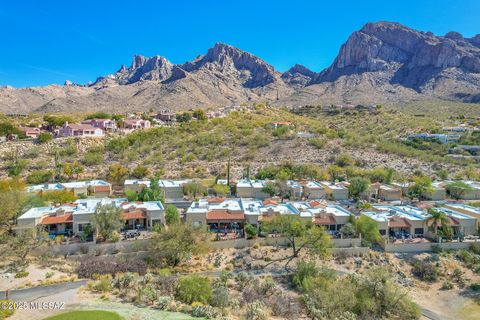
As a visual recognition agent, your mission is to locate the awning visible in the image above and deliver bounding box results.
[40,214,73,225]
[388,217,411,228]
[314,214,337,225]
[206,210,245,222]
[122,210,147,220]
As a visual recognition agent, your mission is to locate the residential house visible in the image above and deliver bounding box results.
[302,181,326,199]
[26,180,112,198]
[267,122,293,130]
[156,112,176,122]
[123,179,190,200]
[18,126,41,139]
[423,181,447,200]
[377,184,403,201]
[407,133,461,144]
[61,122,104,137]
[62,180,112,198]
[82,119,117,132]
[320,181,349,200]
[435,207,478,236]
[236,179,268,199]
[286,180,303,199]
[122,119,151,130]
[362,206,430,238]
[16,198,164,236]
[443,203,480,226]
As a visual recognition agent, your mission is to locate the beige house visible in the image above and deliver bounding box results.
[124,179,190,200]
[236,179,268,199]
[423,182,446,200]
[320,181,349,200]
[378,184,403,201]
[302,181,326,199]
[443,203,480,227]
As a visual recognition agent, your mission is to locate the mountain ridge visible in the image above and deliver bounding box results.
[1,21,480,113]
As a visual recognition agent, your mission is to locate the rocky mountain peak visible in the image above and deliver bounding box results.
[281,64,316,87]
[315,21,480,90]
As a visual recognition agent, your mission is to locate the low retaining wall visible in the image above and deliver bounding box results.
[35,237,364,257]
[381,240,478,253]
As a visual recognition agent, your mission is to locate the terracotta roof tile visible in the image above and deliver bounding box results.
[207,210,245,222]
[313,214,337,225]
[40,214,73,225]
[122,210,147,220]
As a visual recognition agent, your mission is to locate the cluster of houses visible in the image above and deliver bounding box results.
[16,198,164,236]
[15,177,480,245]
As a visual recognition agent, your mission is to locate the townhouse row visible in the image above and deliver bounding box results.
[16,198,165,236]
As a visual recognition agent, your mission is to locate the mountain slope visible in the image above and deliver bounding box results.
[1,21,480,113]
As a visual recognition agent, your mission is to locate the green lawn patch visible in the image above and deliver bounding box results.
[43,310,123,320]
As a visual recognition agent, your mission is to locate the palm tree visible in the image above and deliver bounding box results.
[426,208,449,236]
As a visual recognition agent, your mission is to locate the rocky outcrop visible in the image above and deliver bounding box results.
[281,64,317,87]
[315,21,480,92]
[95,55,174,85]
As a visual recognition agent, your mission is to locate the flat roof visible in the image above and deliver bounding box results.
[365,205,430,222]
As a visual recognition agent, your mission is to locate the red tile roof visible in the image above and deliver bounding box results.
[206,210,245,222]
[207,197,225,203]
[122,210,147,220]
[40,214,73,225]
[314,214,337,225]
[93,185,111,192]
[262,199,278,206]
[388,217,411,228]
[309,200,323,208]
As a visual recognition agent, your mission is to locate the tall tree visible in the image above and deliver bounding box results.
[262,215,332,268]
[150,224,209,266]
[348,177,370,200]
[446,181,473,201]
[92,204,123,241]
[165,205,180,225]
[425,208,449,236]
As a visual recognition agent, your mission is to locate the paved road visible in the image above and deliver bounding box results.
[0,280,88,301]
[421,308,446,320]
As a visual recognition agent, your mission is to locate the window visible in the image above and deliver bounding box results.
[414,228,424,235]
[78,223,91,232]
[379,229,386,236]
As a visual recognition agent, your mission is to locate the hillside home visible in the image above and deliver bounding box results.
[362,206,430,238]
[26,180,112,198]
[62,180,112,198]
[16,198,164,236]
[377,184,403,201]
[407,133,461,144]
[123,179,190,199]
[236,179,268,199]
[286,180,303,199]
[18,126,41,139]
[122,119,151,130]
[267,122,293,130]
[82,119,117,132]
[320,181,349,200]
[302,181,326,199]
[423,181,447,200]
[455,181,480,200]
[443,203,480,226]
[435,207,478,236]
[61,122,104,137]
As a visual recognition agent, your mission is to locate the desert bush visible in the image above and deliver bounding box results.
[270,294,301,318]
[411,260,439,282]
[176,275,212,305]
[14,271,29,278]
[191,305,220,319]
[26,170,53,184]
[210,286,229,308]
[76,258,147,278]
[37,132,53,144]
[470,242,480,255]
[245,301,269,320]
[137,286,158,305]
[157,295,174,310]
[308,138,325,149]
[441,281,454,290]
[93,275,112,292]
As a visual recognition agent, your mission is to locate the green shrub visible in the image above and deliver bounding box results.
[441,281,454,290]
[27,170,53,184]
[308,138,325,149]
[176,275,212,305]
[411,260,438,282]
[37,132,53,144]
[14,271,29,278]
[245,224,257,239]
[82,152,104,166]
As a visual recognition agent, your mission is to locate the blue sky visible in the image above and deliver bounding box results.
[1,0,479,87]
